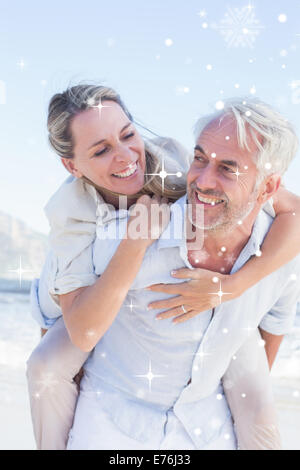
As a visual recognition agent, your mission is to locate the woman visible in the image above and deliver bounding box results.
[27,84,300,450]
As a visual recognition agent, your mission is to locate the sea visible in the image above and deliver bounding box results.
[0,288,299,449]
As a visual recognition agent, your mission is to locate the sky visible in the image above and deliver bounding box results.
[0,0,299,234]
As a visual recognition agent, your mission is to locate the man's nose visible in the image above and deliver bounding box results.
[195,165,218,190]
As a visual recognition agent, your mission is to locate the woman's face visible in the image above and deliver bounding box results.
[62,100,146,195]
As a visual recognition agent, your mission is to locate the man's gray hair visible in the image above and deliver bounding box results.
[193,97,298,180]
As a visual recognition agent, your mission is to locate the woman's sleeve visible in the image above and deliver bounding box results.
[44,176,100,304]
[222,329,282,450]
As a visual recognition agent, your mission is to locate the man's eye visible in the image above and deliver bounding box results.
[222,166,235,173]
[194,155,205,162]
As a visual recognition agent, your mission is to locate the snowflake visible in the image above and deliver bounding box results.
[213,5,264,48]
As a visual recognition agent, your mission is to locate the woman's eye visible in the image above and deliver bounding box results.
[123,132,134,139]
[195,155,205,162]
[94,148,107,157]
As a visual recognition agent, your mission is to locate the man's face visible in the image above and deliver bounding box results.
[187,115,261,232]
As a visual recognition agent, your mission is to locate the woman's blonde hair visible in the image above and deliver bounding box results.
[47,84,186,202]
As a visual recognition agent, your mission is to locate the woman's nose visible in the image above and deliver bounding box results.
[114,144,135,164]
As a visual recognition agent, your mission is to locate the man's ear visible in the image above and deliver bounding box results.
[61,157,83,178]
[257,174,281,205]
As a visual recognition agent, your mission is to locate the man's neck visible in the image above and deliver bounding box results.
[186,207,261,274]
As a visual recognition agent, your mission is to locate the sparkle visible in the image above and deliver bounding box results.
[194,427,202,436]
[289,80,300,90]
[145,151,180,193]
[245,111,252,117]
[134,359,166,392]
[89,99,111,119]
[85,329,96,337]
[197,9,207,18]
[222,328,229,334]
[202,22,208,29]
[209,281,232,304]
[290,274,297,281]
[224,253,236,265]
[17,59,26,70]
[224,433,231,440]
[125,298,139,312]
[211,152,217,158]
[213,5,264,49]
[278,14,287,23]
[280,49,288,57]
[33,372,59,398]
[206,64,213,71]
[217,393,223,400]
[215,100,224,110]
[237,220,243,225]
[241,393,247,398]
[293,390,299,398]
[255,249,262,257]
[242,325,256,336]
[265,162,272,170]
[191,249,210,264]
[193,347,212,369]
[165,38,173,47]
[250,86,256,94]
[225,136,230,140]
[212,276,219,284]
[8,256,35,287]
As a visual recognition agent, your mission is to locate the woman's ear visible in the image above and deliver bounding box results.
[61,157,83,178]
[257,174,281,204]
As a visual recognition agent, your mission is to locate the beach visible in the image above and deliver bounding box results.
[0,290,299,450]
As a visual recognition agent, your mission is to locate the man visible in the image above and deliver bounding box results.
[28,97,300,450]
[145,97,300,448]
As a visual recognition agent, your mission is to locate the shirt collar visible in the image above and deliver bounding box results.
[157,195,188,250]
[157,195,274,272]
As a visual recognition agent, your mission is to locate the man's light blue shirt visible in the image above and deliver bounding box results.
[32,195,300,449]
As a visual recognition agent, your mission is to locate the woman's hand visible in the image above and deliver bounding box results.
[126,194,170,248]
[147,268,242,323]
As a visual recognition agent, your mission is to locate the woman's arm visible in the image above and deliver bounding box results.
[146,188,300,322]
[232,186,300,294]
[60,238,149,352]
[59,195,170,352]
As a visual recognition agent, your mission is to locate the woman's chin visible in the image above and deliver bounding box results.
[112,173,145,195]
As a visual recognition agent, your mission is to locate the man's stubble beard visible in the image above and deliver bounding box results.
[187,186,259,235]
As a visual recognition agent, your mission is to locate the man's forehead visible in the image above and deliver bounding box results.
[197,114,259,156]
[198,115,238,145]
